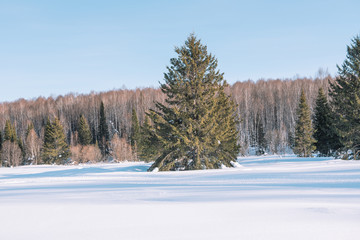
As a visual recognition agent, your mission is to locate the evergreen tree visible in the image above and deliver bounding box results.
[313,88,342,156]
[42,117,71,164]
[147,34,240,171]
[42,118,54,164]
[256,114,267,155]
[78,115,92,145]
[139,115,159,162]
[287,130,295,150]
[130,108,141,159]
[130,108,141,147]
[294,90,316,157]
[98,101,109,156]
[329,35,360,159]
[4,120,17,142]
[17,138,25,159]
[4,120,25,161]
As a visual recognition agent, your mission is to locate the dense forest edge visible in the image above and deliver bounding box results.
[1,34,359,169]
[0,76,332,167]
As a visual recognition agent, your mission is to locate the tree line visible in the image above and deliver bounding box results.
[0,76,332,167]
[0,77,333,167]
[1,34,359,167]
[291,35,360,159]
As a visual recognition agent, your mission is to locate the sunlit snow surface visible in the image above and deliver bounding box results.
[1,155,360,240]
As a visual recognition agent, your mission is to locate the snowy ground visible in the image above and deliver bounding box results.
[1,155,360,240]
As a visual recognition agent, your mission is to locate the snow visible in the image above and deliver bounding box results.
[0,155,360,240]
[230,160,242,168]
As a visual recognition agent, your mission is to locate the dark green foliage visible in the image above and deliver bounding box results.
[287,130,295,149]
[314,88,342,156]
[256,115,267,155]
[138,115,159,162]
[97,101,110,156]
[147,34,240,171]
[78,115,92,145]
[17,138,25,159]
[42,117,71,164]
[212,90,241,163]
[91,126,97,144]
[329,36,360,159]
[294,90,316,157]
[130,108,141,156]
[4,120,25,159]
[4,120,17,142]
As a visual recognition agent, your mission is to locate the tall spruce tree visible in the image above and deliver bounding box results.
[147,34,240,171]
[329,35,360,159]
[98,101,109,156]
[42,117,71,164]
[294,90,316,157]
[314,88,342,156]
[78,115,92,145]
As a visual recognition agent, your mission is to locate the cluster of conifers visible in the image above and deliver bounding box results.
[1,34,359,170]
[293,36,360,160]
[0,101,121,167]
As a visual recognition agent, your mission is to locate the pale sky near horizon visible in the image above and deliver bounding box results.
[0,0,359,102]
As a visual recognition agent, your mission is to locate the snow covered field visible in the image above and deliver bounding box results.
[1,155,360,240]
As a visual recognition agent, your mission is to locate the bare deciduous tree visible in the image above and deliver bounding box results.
[70,145,102,164]
[25,128,42,165]
[110,133,133,162]
[1,141,22,167]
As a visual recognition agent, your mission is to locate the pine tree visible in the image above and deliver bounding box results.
[42,117,71,164]
[98,101,110,156]
[130,108,140,147]
[313,88,342,156]
[4,120,25,161]
[130,108,141,160]
[256,114,267,155]
[4,120,17,142]
[329,35,360,159]
[294,90,316,157]
[78,115,92,146]
[17,138,25,159]
[287,130,295,150]
[147,34,240,171]
[42,118,54,164]
[139,115,159,162]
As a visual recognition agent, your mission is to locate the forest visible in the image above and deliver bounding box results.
[0,75,331,167]
[1,33,359,168]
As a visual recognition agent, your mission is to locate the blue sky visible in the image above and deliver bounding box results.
[0,0,359,102]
